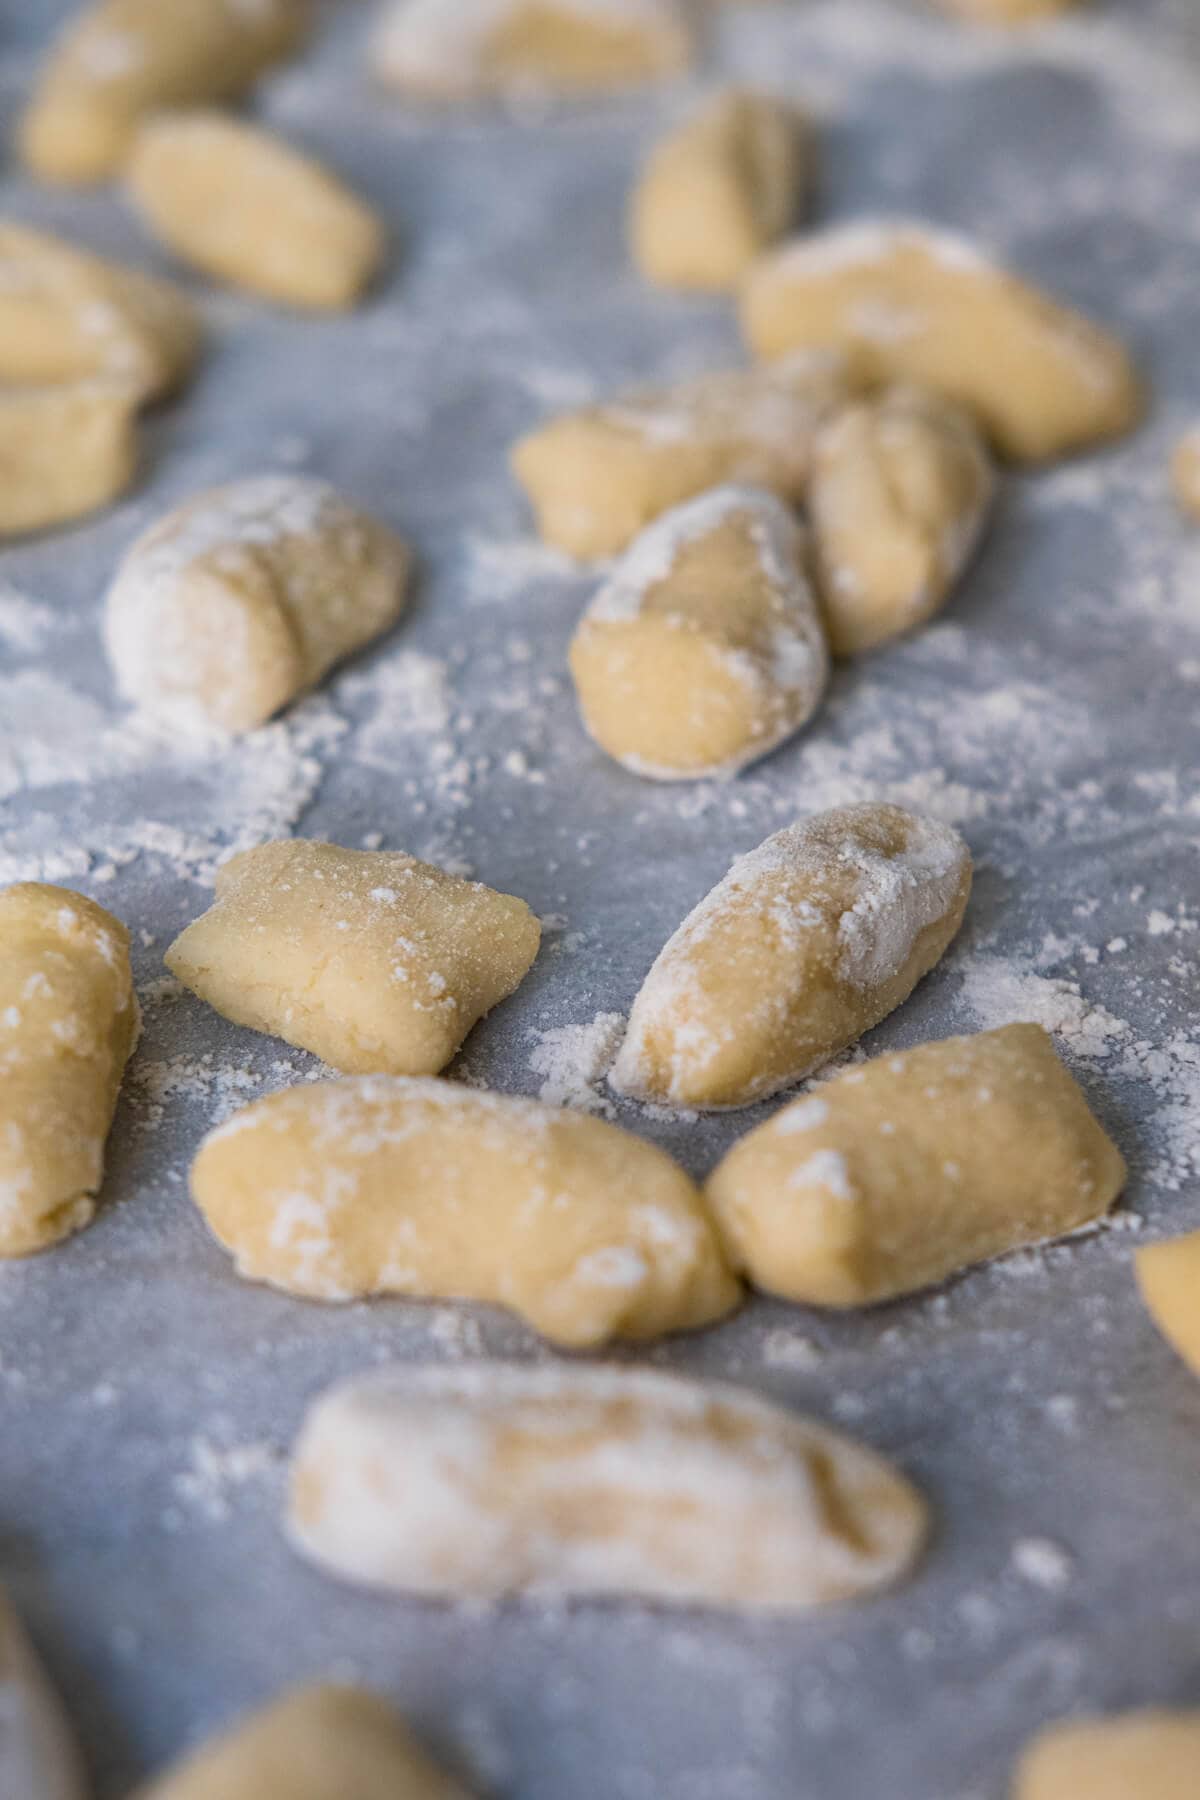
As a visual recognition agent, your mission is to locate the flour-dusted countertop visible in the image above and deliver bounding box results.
[2,3,1200,1796]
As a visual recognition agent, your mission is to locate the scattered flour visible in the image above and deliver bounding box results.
[174,1436,282,1523]
[528,1012,626,1114]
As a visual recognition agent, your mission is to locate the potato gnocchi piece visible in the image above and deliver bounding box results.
[936,0,1080,20]
[0,884,139,1257]
[166,841,540,1075]
[631,88,808,292]
[707,1024,1126,1308]
[0,381,139,537]
[1136,1230,1200,1377]
[104,476,410,734]
[1014,1710,1200,1800]
[0,1588,87,1800]
[610,802,971,1109]
[569,485,828,780]
[512,351,851,558]
[190,1077,739,1345]
[809,386,994,655]
[741,219,1142,462]
[1170,429,1200,520]
[19,0,308,186]
[288,1363,927,1609]
[371,0,692,100]
[127,112,384,310]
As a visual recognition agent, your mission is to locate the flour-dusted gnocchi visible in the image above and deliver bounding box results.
[1136,1230,1200,1377]
[809,386,994,655]
[190,1078,739,1345]
[0,1588,87,1800]
[0,884,139,1257]
[166,841,540,1074]
[287,1363,927,1609]
[133,1685,472,1800]
[371,0,693,100]
[0,382,139,538]
[741,220,1142,462]
[1015,1710,1200,1800]
[127,113,384,310]
[1171,429,1200,520]
[610,803,971,1109]
[569,486,828,779]
[512,351,852,558]
[707,1024,1126,1308]
[631,88,808,291]
[104,477,410,734]
[19,0,308,185]
[936,0,1081,20]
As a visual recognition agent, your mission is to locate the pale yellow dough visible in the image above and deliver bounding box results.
[631,88,807,292]
[569,486,829,780]
[190,1076,739,1345]
[1014,1710,1200,1800]
[127,112,384,310]
[937,0,1080,20]
[133,1685,471,1800]
[512,351,850,558]
[104,476,411,734]
[1136,1230,1200,1376]
[810,385,994,655]
[0,1587,88,1800]
[166,840,540,1075]
[610,802,972,1109]
[371,0,693,100]
[741,220,1142,462]
[0,884,139,1257]
[1171,429,1200,520]
[0,381,139,538]
[706,1024,1126,1308]
[20,0,308,186]
[288,1363,927,1609]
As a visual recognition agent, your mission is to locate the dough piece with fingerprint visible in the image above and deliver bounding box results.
[190,1077,739,1346]
[610,802,971,1109]
[287,1363,927,1609]
[1,1587,88,1800]
[707,1024,1126,1307]
[19,0,308,186]
[0,884,139,1257]
[569,486,828,780]
[105,477,410,733]
[512,351,851,558]
[741,219,1142,461]
[1136,1230,1200,1378]
[1014,1710,1200,1800]
[0,382,140,538]
[165,841,541,1075]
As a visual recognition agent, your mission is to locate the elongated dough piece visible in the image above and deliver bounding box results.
[0,224,199,403]
[371,0,692,100]
[0,382,139,538]
[127,113,384,311]
[1014,1710,1200,1800]
[133,1686,468,1800]
[19,0,308,186]
[610,802,971,1109]
[1171,429,1200,520]
[707,1024,1126,1308]
[513,351,850,559]
[1136,1230,1200,1376]
[0,884,138,1257]
[741,220,1142,462]
[288,1363,927,1609]
[937,0,1080,20]
[569,486,829,780]
[631,89,808,291]
[190,1077,739,1345]
[166,841,540,1074]
[0,1589,88,1800]
[809,386,994,655]
[105,477,410,733]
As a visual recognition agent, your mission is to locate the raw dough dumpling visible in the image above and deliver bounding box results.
[1171,429,1200,520]
[104,477,410,733]
[0,382,139,538]
[741,219,1142,462]
[0,884,139,1257]
[809,385,994,655]
[1014,1710,1200,1800]
[610,802,972,1109]
[288,1363,928,1609]
[512,351,851,558]
[936,0,1081,20]
[132,1685,471,1800]
[371,0,692,100]
[165,840,540,1074]
[127,113,384,311]
[706,1023,1126,1308]
[569,485,828,779]
[1136,1230,1200,1376]
[0,1588,87,1800]
[631,89,808,291]
[190,1076,739,1345]
[19,0,308,186]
